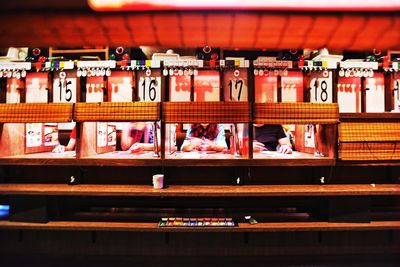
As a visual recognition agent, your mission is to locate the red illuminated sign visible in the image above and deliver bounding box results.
[89,0,400,11]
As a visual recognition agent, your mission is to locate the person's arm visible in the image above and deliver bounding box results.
[65,138,76,151]
[181,127,202,152]
[52,126,76,153]
[252,125,266,152]
[252,141,266,152]
[121,122,135,151]
[212,125,227,152]
[277,137,292,154]
[199,125,227,152]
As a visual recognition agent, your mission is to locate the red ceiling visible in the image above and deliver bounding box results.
[0,11,399,50]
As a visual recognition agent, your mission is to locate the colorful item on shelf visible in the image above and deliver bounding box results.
[158,217,236,227]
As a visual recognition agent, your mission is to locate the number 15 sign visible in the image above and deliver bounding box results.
[53,71,77,103]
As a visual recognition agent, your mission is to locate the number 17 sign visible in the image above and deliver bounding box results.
[223,69,248,102]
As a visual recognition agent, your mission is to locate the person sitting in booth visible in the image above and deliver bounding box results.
[253,124,293,154]
[52,126,76,153]
[181,123,228,152]
[121,122,160,153]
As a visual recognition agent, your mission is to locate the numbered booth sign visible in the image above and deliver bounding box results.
[309,71,333,103]
[337,76,361,112]
[137,69,161,102]
[223,69,248,102]
[194,70,220,101]
[337,72,385,113]
[255,71,303,103]
[53,71,77,103]
[86,76,105,103]
[6,78,23,103]
[394,73,400,112]
[26,72,48,103]
[169,74,191,102]
[108,71,134,102]
[365,72,385,112]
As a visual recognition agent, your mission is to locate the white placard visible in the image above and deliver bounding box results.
[365,75,385,112]
[309,71,333,103]
[394,78,400,112]
[281,72,303,102]
[337,77,361,113]
[25,73,48,103]
[0,62,31,71]
[86,76,104,103]
[340,61,379,70]
[108,72,133,102]
[6,78,21,103]
[169,76,191,101]
[26,123,42,148]
[282,84,297,102]
[194,70,220,101]
[53,74,77,103]
[138,75,162,102]
[97,122,107,148]
[77,60,116,68]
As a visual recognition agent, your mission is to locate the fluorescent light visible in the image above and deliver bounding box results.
[89,0,400,11]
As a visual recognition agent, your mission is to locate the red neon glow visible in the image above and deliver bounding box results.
[89,0,400,11]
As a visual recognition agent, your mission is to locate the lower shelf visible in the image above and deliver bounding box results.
[0,220,399,232]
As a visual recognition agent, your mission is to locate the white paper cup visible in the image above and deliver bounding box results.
[152,174,164,189]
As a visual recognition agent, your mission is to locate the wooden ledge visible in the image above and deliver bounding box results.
[0,220,399,232]
[1,184,399,197]
[340,113,400,121]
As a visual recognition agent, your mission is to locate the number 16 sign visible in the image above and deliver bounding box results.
[137,69,161,102]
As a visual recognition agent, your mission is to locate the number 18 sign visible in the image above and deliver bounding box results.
[309,71,333,103]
